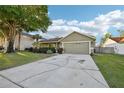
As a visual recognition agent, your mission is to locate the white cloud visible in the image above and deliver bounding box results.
[52,19,66,26]
[35,10,124,42]
[67,20,79,26]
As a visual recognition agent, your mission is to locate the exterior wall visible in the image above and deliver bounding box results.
[60,32,95,48]
[115,44,124,54]
[102,38,117,47]
[40,43,57,48]
[103,38,124,55]
[61,32,94,42]
[40,43,49,47]
[0,37,4,47]
[105,43,124,55]
[15,35,34,50]
[1,35,34,50]
[91,41,95,47]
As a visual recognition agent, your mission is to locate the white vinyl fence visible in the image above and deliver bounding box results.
[95,47,115,54]
[113,44,124,55]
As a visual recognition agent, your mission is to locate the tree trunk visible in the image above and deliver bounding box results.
[6,39,15,53]
[17,32,21,51]
[5,23,17,53]
[36,38,38,43]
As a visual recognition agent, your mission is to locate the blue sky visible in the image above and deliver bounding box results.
[31,6,124,44]
[48,5,124,21]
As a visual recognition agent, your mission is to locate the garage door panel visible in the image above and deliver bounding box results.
[63,42,89,54]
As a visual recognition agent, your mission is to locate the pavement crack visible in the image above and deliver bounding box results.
[18,56,71,84]
[64,66,99,71]
[0,74,24,88]
[83,70,109,87]
[43,63,63,67]
[18,67,60,84]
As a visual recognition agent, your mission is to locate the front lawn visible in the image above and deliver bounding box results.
[92,53,124,88]
[0,51,53,71]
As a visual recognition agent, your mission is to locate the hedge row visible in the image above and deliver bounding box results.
[25,47,56,53]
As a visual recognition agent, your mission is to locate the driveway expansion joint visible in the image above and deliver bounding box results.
[18,67,60,84]
[0,74,24,88]
[18,57,71,84]
[83,70,109,87]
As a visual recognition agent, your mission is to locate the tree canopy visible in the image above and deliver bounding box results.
[0,5,51,53]
[100,32,112,47]
[0,6,51,32]
[32,34,42,42]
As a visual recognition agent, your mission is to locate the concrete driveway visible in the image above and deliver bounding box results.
[0,54,109,88]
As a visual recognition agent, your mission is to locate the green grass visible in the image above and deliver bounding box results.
[0,51,53,71]
[92,53,124,88]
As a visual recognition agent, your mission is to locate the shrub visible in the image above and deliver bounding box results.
[33,47,39,53]
[46,50,53,54]
[39,47,48,53]
[58,48,63,54]
[0,46,4,50]
[90,53,94,56]
[49,47,56,53]
[38,47,56,53]
[24,48,28,51]
[25,47,56,54]
[25,47,33,52]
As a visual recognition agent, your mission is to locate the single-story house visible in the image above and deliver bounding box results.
[0,33,34,50]
[39,31,96,54]
[102,37,124,54]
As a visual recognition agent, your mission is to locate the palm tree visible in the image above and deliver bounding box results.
[32,34,42,48]
[32,34,42,43]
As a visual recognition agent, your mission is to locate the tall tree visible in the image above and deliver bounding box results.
[100,32,112,47]
[0,5,51,53]
[32,34,42,43]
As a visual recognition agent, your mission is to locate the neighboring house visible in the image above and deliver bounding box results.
[0,33,34,50]
[14,33,34,50]
[102,37,124,54]
[39,31,96,54]
[0,37,4,47]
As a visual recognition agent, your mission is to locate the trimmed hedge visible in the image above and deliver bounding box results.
[25,47,33,52]
[0,46,4,50]
[25,47,56,53]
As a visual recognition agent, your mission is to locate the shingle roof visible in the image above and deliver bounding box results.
[39,37,63,43]
[22,32,33,38]
[110,37,124,43]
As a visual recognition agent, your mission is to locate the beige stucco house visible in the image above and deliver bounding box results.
[39,31,96,54]
[14,33,34,50]
[0,33,34,50]
[102,37,124,54]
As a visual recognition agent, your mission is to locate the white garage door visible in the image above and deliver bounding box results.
[63,42,89,54]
